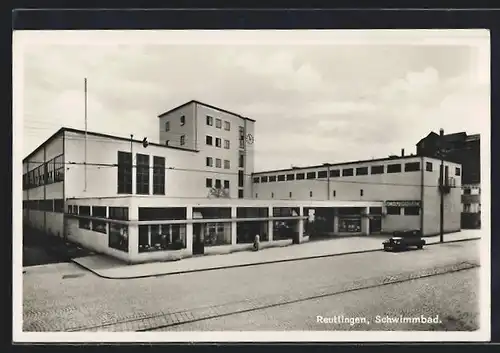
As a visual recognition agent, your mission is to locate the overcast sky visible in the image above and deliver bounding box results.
[18,31,490,172]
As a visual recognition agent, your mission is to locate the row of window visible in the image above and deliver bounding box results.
[205,177,245,198]
[206,115,231,131]
[206,135,231,149]
[253,162,461,184]
[22,154,64,190]
[256,189,360,199]
[206,157,231,169]
[117,152,166,195]
[164,115,187,131]
[23,199,64,212]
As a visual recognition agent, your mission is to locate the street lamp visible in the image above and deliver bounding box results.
[439,128,445,243]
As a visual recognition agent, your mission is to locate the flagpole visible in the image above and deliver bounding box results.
[84,77,88,192]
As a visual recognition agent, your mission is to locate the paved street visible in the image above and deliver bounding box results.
[22,239,480,332]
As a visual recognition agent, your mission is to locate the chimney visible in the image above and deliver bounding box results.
[401,148,405,157]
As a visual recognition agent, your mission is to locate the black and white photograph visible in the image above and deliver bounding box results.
[13,29,490,342]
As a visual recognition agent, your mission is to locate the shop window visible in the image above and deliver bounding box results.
[78,206,91,229]
[371,165,384,174]
[237,221,269,244]
[109,222,129,252]
[387,164,402,173]
[403,206,420,216]
[136,153,150,195]
[153,156,165,195]
[404,162,420,172]
[296,173,305,180]
[203,222,232,247]
[330,169,340,177]
[278,174,286,181]
[306,172,316,179]
[287,174,295,181]
[54,199,64,213]
[356,167,368,176]
[317,170,328,178]
[386,206,400,215]
[426,162,433,172]
[92,206,107,234]
[109,207,129,221]
[139,224,187,253]
[342,168,354,177]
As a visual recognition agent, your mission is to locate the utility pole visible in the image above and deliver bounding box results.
[439,128,445,243]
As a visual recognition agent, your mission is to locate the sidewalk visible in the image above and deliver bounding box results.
[69,230,482,279]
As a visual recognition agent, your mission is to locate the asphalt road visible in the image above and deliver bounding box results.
[22,239,480,332]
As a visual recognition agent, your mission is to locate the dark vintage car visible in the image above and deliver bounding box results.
[383,229,426,252]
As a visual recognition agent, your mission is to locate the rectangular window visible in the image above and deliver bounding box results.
[215,158,222,168]
[386,206,400,215]
[239,153,244,168]
[206,135,213,145]
[215,179,222,188]
[387,164,402,173]
[253,177,260,183]
[330,169,340,177]
[109,207,129,220]
[238,189,244,199]
[356,167,369,175]
[54,199,64,213]
[261,176,268,183]
[239,126,245,149]
[78,206,91,230]
[455,167,461,176]
[117,151,132,194]
[317,170,328,178]
[153,156,165,195]
[224,180,230,189]
[54,155,64,182]
[180,116,185,126]
[333,190,336,197]
[342,168,354,176]
[306,172,316,179]
[224,121,231,131]
[224,139,230,149]
[404,162,420,172]
[289,192,293,198]
[371,165,384,174]
[206,178,213,188]
[271,192,274,198]
[224,160,230,169]
[206,115,213,126]
[238,170,244,187]
[403,206,420,216]
[92,206,107,234]
[360,189,364,197]
[216,118,222,128]
[165,121,170,132]
[267,175,276,182]
[426,162,433,172]
[206,157,213,167]
[277,174,285,181]
[180,135,186,146]
[47,160,54,184]
[136,153,150,195]
[215,138,222,148]
[296,173,305,180]
[287,174,295,181]
[309,191,313,197]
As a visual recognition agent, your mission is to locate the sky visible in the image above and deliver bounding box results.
[17,30,490,172]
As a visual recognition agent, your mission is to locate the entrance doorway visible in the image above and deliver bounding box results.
[192,223,204,255]
[369,217,382,233]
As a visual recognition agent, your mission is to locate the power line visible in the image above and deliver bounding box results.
[22,160,460,189]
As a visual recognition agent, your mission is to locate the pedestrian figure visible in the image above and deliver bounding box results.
[253,234,260,251]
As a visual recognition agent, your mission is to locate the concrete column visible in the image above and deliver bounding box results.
[361,206,370,236]
[296,206,304,243]
[186,206,193,254]
[268,206,274,242]
[128,198,138,257]
[231,206,237,245]
[333,213,339,234]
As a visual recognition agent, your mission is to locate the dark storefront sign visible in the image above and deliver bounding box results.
[384,200,421,207]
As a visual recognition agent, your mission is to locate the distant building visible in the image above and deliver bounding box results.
[415,131,481,229]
